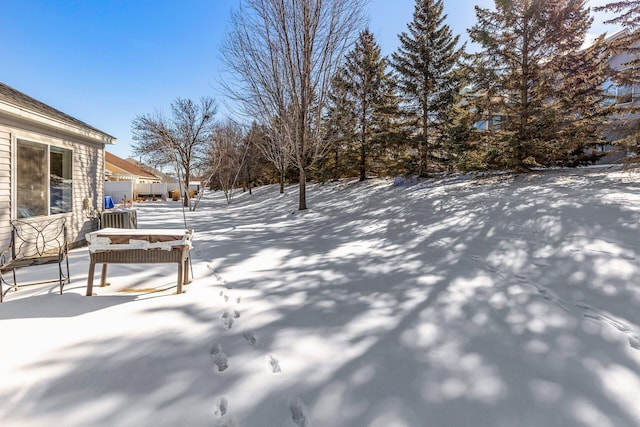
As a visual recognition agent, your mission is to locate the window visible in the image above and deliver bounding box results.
[602,79,640,105]
[16,139,73,218]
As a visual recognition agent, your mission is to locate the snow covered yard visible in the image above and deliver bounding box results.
[1,166,640,427]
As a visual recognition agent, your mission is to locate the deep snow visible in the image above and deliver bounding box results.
[1,166,640,427]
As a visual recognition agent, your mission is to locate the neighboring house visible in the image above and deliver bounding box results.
[105,151,160,183]
[104,152,167,202]
[126,157,175,183]
[469,30,639,164]
[0,82,115,247]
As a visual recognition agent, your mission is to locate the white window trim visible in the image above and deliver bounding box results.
[11,133,74,220]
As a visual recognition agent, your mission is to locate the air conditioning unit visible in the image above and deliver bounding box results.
[101,210,137,229]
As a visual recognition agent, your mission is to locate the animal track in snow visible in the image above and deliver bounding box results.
[267,355,281,373]
[214,272,227,284]
[213,397,228,417]
[233,310,240,318]
[221,312,234,330]
[243,331,257,346]
[210,343,222,355]
[290,397,309,427]
[537,288,554,301]
[236,296,241,304]
[208,265,228,283]
[531,259,550,268]
[515,274,528,283]
[210,344,229,372]
[576,303,639,351]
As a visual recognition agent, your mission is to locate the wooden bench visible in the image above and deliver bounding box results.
[85,228,192,296]
[0,218,70,302]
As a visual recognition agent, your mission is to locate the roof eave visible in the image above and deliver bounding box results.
[0,99,116,145]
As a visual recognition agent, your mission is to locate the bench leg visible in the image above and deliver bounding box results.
[86,262,96,296]
[100,264,108,287]
[177,261,183,294]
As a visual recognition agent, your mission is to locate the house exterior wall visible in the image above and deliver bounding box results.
[0,130,11,245]
[0,116,106,248]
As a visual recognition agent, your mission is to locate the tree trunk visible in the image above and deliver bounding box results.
[298,168,307,210]
[360,138,366,181]
[279,168,285,194]
[183,170,190,207]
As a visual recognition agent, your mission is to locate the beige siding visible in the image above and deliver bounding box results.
[0,130,10,247]
[0,116,108,247]
[70,141,104,245]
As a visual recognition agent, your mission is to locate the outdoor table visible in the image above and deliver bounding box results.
[85,228,193,296]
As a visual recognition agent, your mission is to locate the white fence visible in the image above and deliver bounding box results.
[104,181,134,207]
[104,182,169,207]
[135,183,168,199]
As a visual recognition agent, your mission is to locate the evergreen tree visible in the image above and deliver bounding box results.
[391,0,464,176]
[327,29,401,180]
[467,0,608,171]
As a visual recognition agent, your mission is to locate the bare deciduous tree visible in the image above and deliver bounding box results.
[207,120,247,204]
[221,0,367,210]
[131,97,217,209]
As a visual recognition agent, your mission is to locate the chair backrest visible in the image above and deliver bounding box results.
[10,217,68,259]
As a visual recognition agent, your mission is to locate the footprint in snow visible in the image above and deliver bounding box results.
[290,397,309,427]
[267,355,281,373]
[233,310,240,319]
[221,312,234,330]
[210,343,222,355]
[536,288,554,301]
[236,296,241,304]
[601,314,633,334]
[243,331,257,346]
[515,274,528,283]
[213,397,228,417]
[207,264,227,280]
[583,312,602,321]
[213,271,227,284]
[210,344,229,372]
[532,259,550,268]
[576,305,640,351]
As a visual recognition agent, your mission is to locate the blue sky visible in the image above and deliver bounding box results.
[0,0,615,159]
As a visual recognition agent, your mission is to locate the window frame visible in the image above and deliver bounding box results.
[12,134,74,219]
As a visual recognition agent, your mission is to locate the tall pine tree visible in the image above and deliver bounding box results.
[391,0,464,176]
[467,0,609,171]
[327,29,401,180]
